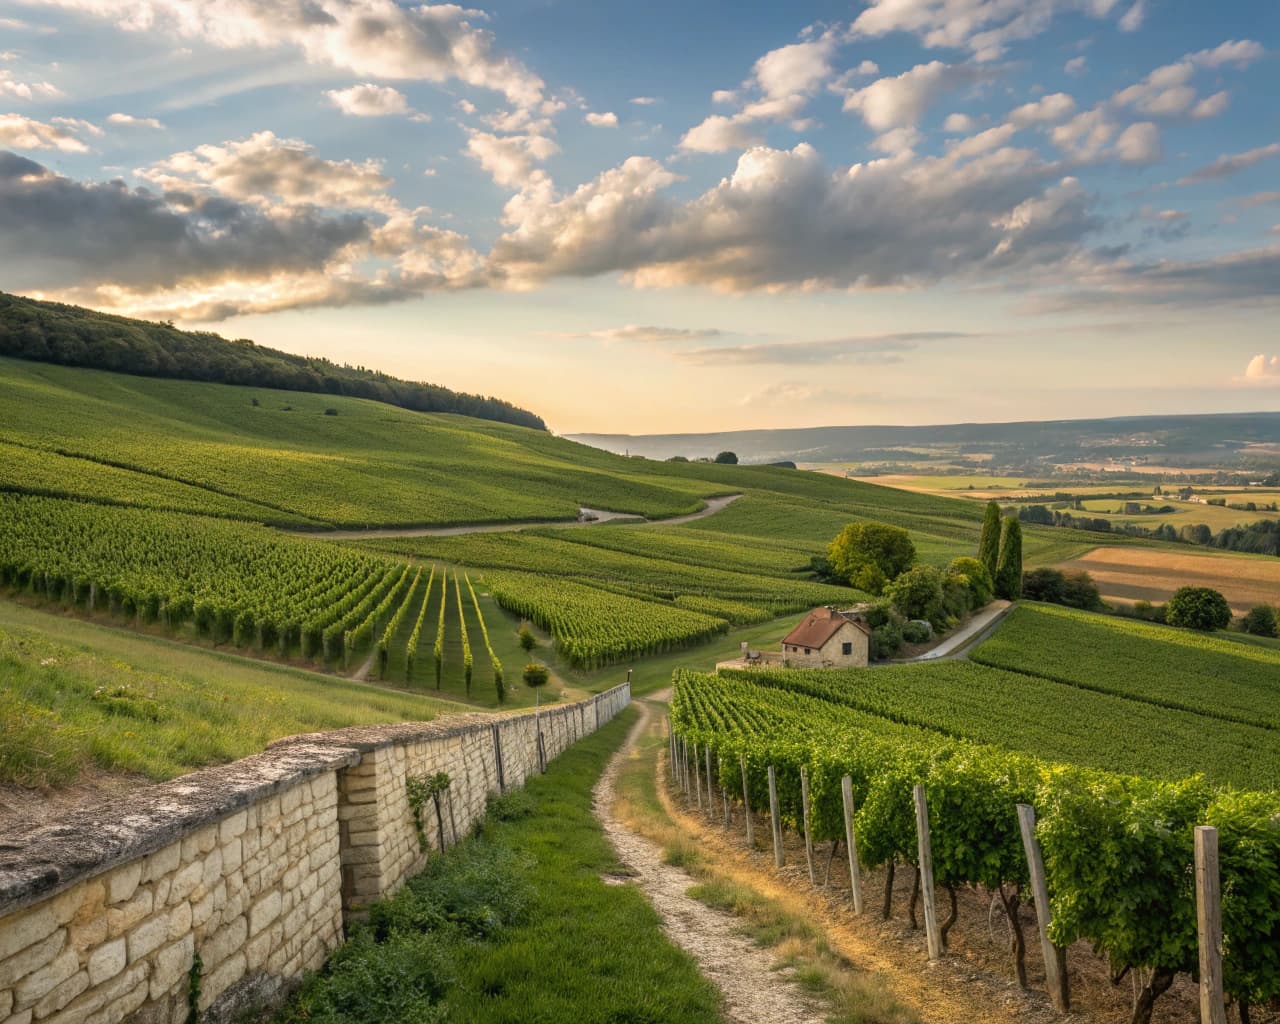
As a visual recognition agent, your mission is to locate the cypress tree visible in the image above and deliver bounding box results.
[994,516,1023,600]
[978,501,1002,579]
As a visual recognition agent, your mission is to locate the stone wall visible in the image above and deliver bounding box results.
[0,683,629,1024]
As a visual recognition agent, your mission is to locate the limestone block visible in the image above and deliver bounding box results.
[199,949,246,1011]
[126,912,169,963]
[221,838,243,875]
[86,938,127,989]
[106,890,153,938]
[166,900,192,941]
[201,915,246,971]
[69,912,108,953]
[69,883,106,928]
[168,862,203,904]
[0,928,64,989]
[218,811,248,844]
[140,844,181,885]
[103,864,143,908]
[247,891,281,937]
[34,967,88,1017]
[14,947,78,1007]
[148,934,194,1000]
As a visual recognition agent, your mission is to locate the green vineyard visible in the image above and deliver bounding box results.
[670,668,1280,1018]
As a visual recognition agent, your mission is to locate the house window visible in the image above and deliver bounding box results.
[804,648,811,655]
[842,642,853,656]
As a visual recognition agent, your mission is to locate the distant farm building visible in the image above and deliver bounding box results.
[717,606,872,671]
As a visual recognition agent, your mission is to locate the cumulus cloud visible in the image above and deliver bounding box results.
[677,331,965,365]
[27,0,547,109]
[585,111,618,127]
[465,130,559,187]
[680,30,841,153]
[325,83,412,117]
[1178,143,1280,184]
[0,71,61,100]
[1190,92,1230,120]
[1241,354,1280,383]
[851,0,1126,62]
[1064,55,1087,76]
[943,112,976,133]
[488,142,1101,294]
[1050,108,1119,161]
[1009,93,1075,127]
[841,61,986,131]
[1114,121,1160,164]
[0,113,90,151]
[1118,0,1144,32]
[629,96,657,106]
[106,112,164,129]
[1111,41,1263,122]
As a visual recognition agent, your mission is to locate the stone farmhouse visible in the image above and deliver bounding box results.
[717,606,872,671]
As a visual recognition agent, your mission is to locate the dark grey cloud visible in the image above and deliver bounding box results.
[0,150,371,292]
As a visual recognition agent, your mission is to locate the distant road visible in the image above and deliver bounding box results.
[299,493,743,541]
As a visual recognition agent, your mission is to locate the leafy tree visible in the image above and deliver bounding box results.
[1241,605,1279,638]
[714,451,738,464]
[1166,586,1231,631]
[518,625,537,653]
[1022,567,1067,604]
[947,556,993,608]
[977,501,1002,578]
[522,662,550,709]
[1061,571,1103,611]
[993,517,1023,600]
[884,565,945,625]
[828,522,916,595]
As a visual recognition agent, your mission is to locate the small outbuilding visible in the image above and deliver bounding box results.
[781,606,872,669]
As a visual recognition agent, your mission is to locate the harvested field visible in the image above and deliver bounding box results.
[1057,545,1280,614]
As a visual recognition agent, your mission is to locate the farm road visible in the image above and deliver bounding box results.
[594,699,829,1024]
[298,493,743,540]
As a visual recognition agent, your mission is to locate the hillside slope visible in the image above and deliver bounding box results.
[0,290,544,429]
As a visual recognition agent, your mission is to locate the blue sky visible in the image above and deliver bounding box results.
[1,0,1278,432]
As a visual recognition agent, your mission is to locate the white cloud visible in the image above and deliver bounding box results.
[0,113,89,151]
[1009,92,1076,127]
[872,126,923,154]
[139,130,394,211]
[0,71,61,100]
[943,112,976,133]
[1064,55,1087,76]
[27,0,548,109]
[852,59,880,76]
[752,35,839,100]
[465,130,559,187]
[1114,121,1160,164]
[629,96,657,106]
[1190,40,1265,69]
[325,83,411,117]
[946,123,1016,159]
[585,111,618,127]
[679,114,761,153]
[851,0,1126,62]
[1050,108,1118,160]
[1190,91,1230,120]
[1240,354,1280,384]
[1118,0,1144,32]
[711,89,738,105]
[841,61,983,131]
[553,324,723,344]
[106,112,165,129]
[1179,143,1280,184]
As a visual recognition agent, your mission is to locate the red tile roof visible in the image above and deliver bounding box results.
[782,607,871,648]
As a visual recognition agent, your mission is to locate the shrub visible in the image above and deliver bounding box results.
[522,663,549,688]
[948,556,993,607]
[1023,567,1067,604]
[324,407,338,416]
[714,451,738,464]
[1061,571,1103,611]
[1166,586,1232,632]
[884,565,945,626]
[1241,605,1279,638]
[902,620,932,644]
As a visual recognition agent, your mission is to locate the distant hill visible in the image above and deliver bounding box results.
[569,412,1280,469]
[0,291,545,431]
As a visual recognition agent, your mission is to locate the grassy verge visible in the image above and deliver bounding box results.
[276,707,726,1024]
[0,600,466,786]
[614,699,919,1024]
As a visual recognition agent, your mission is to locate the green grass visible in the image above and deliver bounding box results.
[278,708,728,1024]
[0,601,462,787]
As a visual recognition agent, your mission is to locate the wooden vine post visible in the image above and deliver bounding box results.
[740,755,754,848]
[1016,803,1069,1013]
[841,775,864,914]
[719,755,730,826]
[767,765,784,867]
[705,746,715,822]
[800,765,816,885]
[1195,825,1228,1024]
[912,784,942,962]
[693,742,703,809]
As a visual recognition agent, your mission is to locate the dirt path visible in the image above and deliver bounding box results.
[907,599,1012,662]
[593,701,829,1024]
[293,494,743,540]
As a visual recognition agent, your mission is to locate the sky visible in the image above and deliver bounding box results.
[1,0,1279,434]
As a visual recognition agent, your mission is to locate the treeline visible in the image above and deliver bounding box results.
[1017,505,1280,556]
[0,291,546,431]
